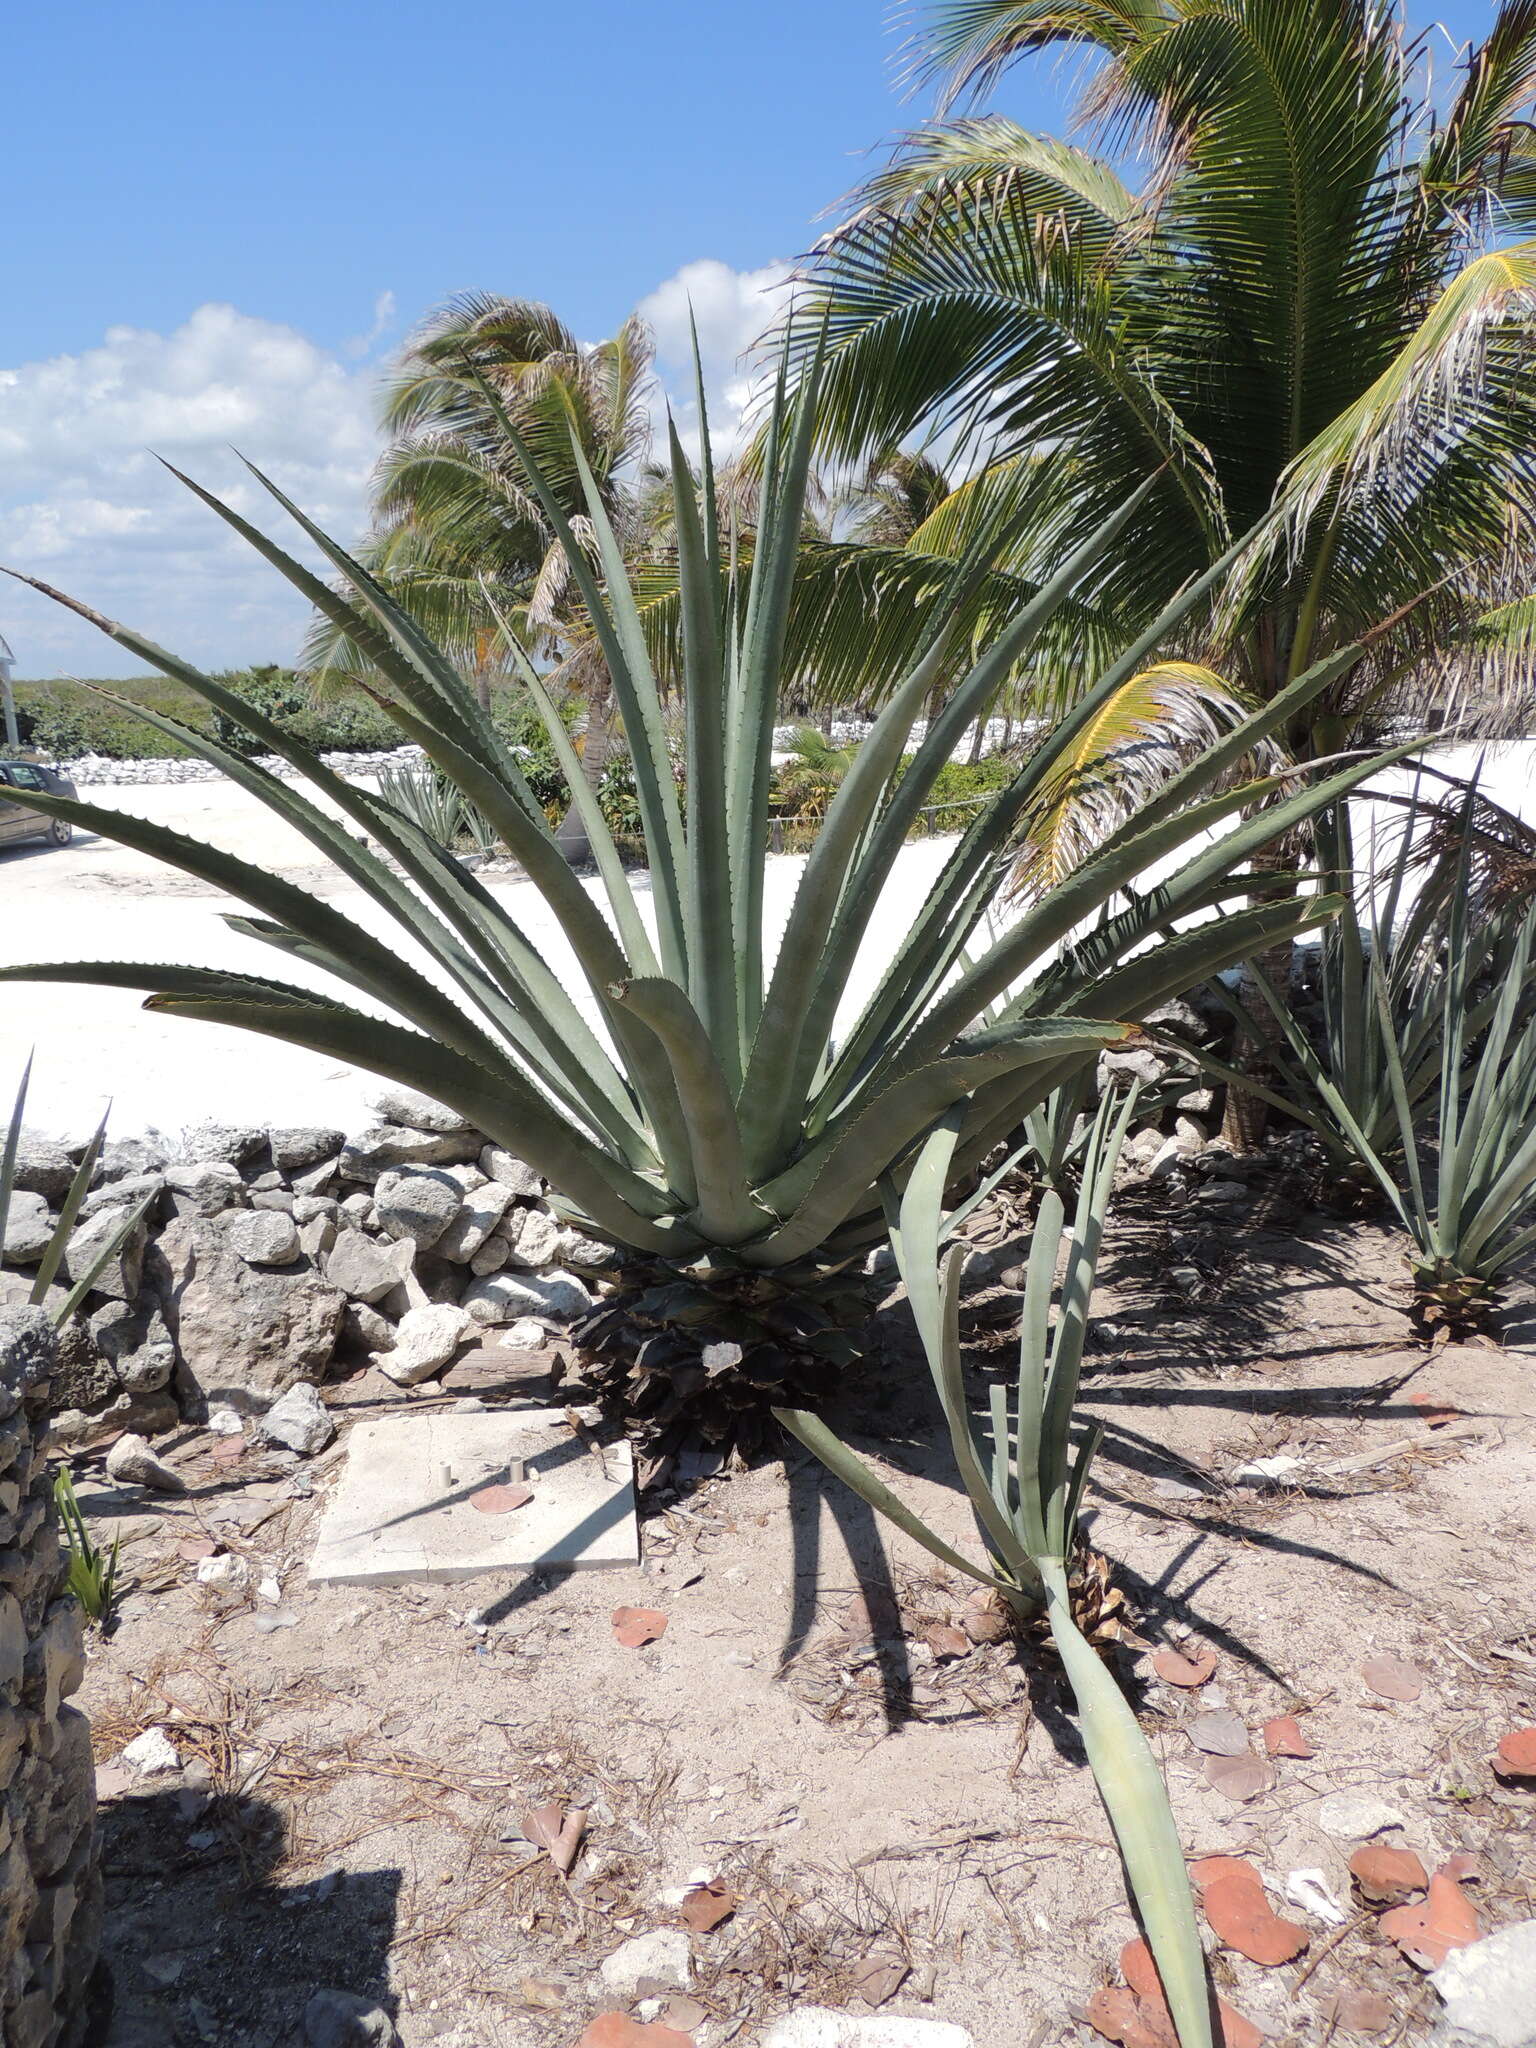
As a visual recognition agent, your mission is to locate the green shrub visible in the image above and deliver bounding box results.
[12,669,402,761]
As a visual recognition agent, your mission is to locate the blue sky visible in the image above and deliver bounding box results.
[1,0,1506,675]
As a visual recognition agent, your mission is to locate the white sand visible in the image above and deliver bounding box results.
[1,743,1530,1143]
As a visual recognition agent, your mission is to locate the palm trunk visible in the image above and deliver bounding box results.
[1221,864,1299,1148]
[555,681,616,864]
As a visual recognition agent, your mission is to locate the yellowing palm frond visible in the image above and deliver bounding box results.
[1007,661,1267,897]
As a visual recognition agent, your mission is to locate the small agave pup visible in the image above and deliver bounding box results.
[777,1092,1215,2048]
[0,349,1407,1448]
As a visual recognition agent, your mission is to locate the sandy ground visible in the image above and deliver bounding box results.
[73,1183,1536,2047]
[1,742,1530,1144]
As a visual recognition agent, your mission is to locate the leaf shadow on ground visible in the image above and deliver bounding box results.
[92,1785,401,2048]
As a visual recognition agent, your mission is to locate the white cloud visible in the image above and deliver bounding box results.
[345,289,398,361]
[0,264,798,680]
[637,258,796,459]
[0,304,378,678]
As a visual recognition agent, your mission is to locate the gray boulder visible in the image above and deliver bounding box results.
[367,1084,474,1135]
[461,1267,592,1325]
[88,1301,176,1394]
[434,1181,514,1264]
[341,1301,394,1354]
[0,1306,56,1399]
[178,1121,266,1165]
[80,1171,166,1221]
[1,1191,53,1266]
[303,1990,402,2048]
[164,1159,248,1218]
[338,1124,480,1180]
[325,1230,412,1305]
[375,1304,470,1385]
[219,1209,302,1268]
[105,1432,185,1494]
[298,1214,337,1262]
[94,1136,169,1185]
[477,1145,542,1198]
[260,1381,335,1456]
[469,1233,512,1277]
[292,1155,342,1195]
[8,1133,76,1199]
[64,1206,148,1303]
[150,1217,346,1406]
[502,1206,561,1269]
[1432,1921,1536,2047]
[373,1168,463,1250]
[269,1126,346,1174]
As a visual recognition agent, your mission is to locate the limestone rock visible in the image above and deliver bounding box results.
[94,1135,169,1185]
[291,1155,342,1195]
[1431,1921,1536,2048]
[502,1206,562,1269]
[63,1206,147,1303]
[477,1145,542,1199]
[79,1171,166,1221]
[219,1209,302,1267]
[469,1233,512,1278]
[7,1134,76,1200]
[104,1433,185,1494]
[303,1990,403,2047]
[338,1124,479,1182]
[292,1195,340,1226]
[121,1727,181,1776]
[298,1214,337,1262]
[375,1305,470,1385]
[1316,1792,1407,1839]
[269,1126,347,1174]
[367,1085,475,1136]
[88,1302,176,1394]
[325,1230,412,1305]
[373,1168,463,1250]
[0,1307,55,1400]
[151,1217,346,1405]
[1,1193,53,1266]
[164,1159,248,1218]
[599,1927,692,2000]
[435,1181,514,1264]
[761,2013,973,2047]
[341,1302,394,1354]
[557,1228,619,1269]
[461,1268,593,1325]
[260,1382,335,1456]
[178,1121,266,1165]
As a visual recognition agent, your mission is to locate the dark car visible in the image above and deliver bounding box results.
[0,761,76,848]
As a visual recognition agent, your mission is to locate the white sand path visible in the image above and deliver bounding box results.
[1,743,1529,1143]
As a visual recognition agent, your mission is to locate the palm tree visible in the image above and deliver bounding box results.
[304,294,655,853]
[775,0,1536,1132]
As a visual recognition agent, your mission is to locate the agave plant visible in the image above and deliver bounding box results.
[376,758,500,859]
[1,1058,154,1329]
[1212,793,1536,1332]
[53,1465,121,1627]
[0,356,1408,1446]
[777,1091,1213,2048]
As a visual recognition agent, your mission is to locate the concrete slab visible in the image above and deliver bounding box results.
[308,1408,638,1586]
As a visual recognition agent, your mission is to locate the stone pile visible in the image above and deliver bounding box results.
[0,1088,619,1449]
[0,1308,98,2048]
[45,743,428,791]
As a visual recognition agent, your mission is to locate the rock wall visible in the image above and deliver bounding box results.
[0,1089,620,1441]
[0,1309,97,2048]
[43,743,429,790]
